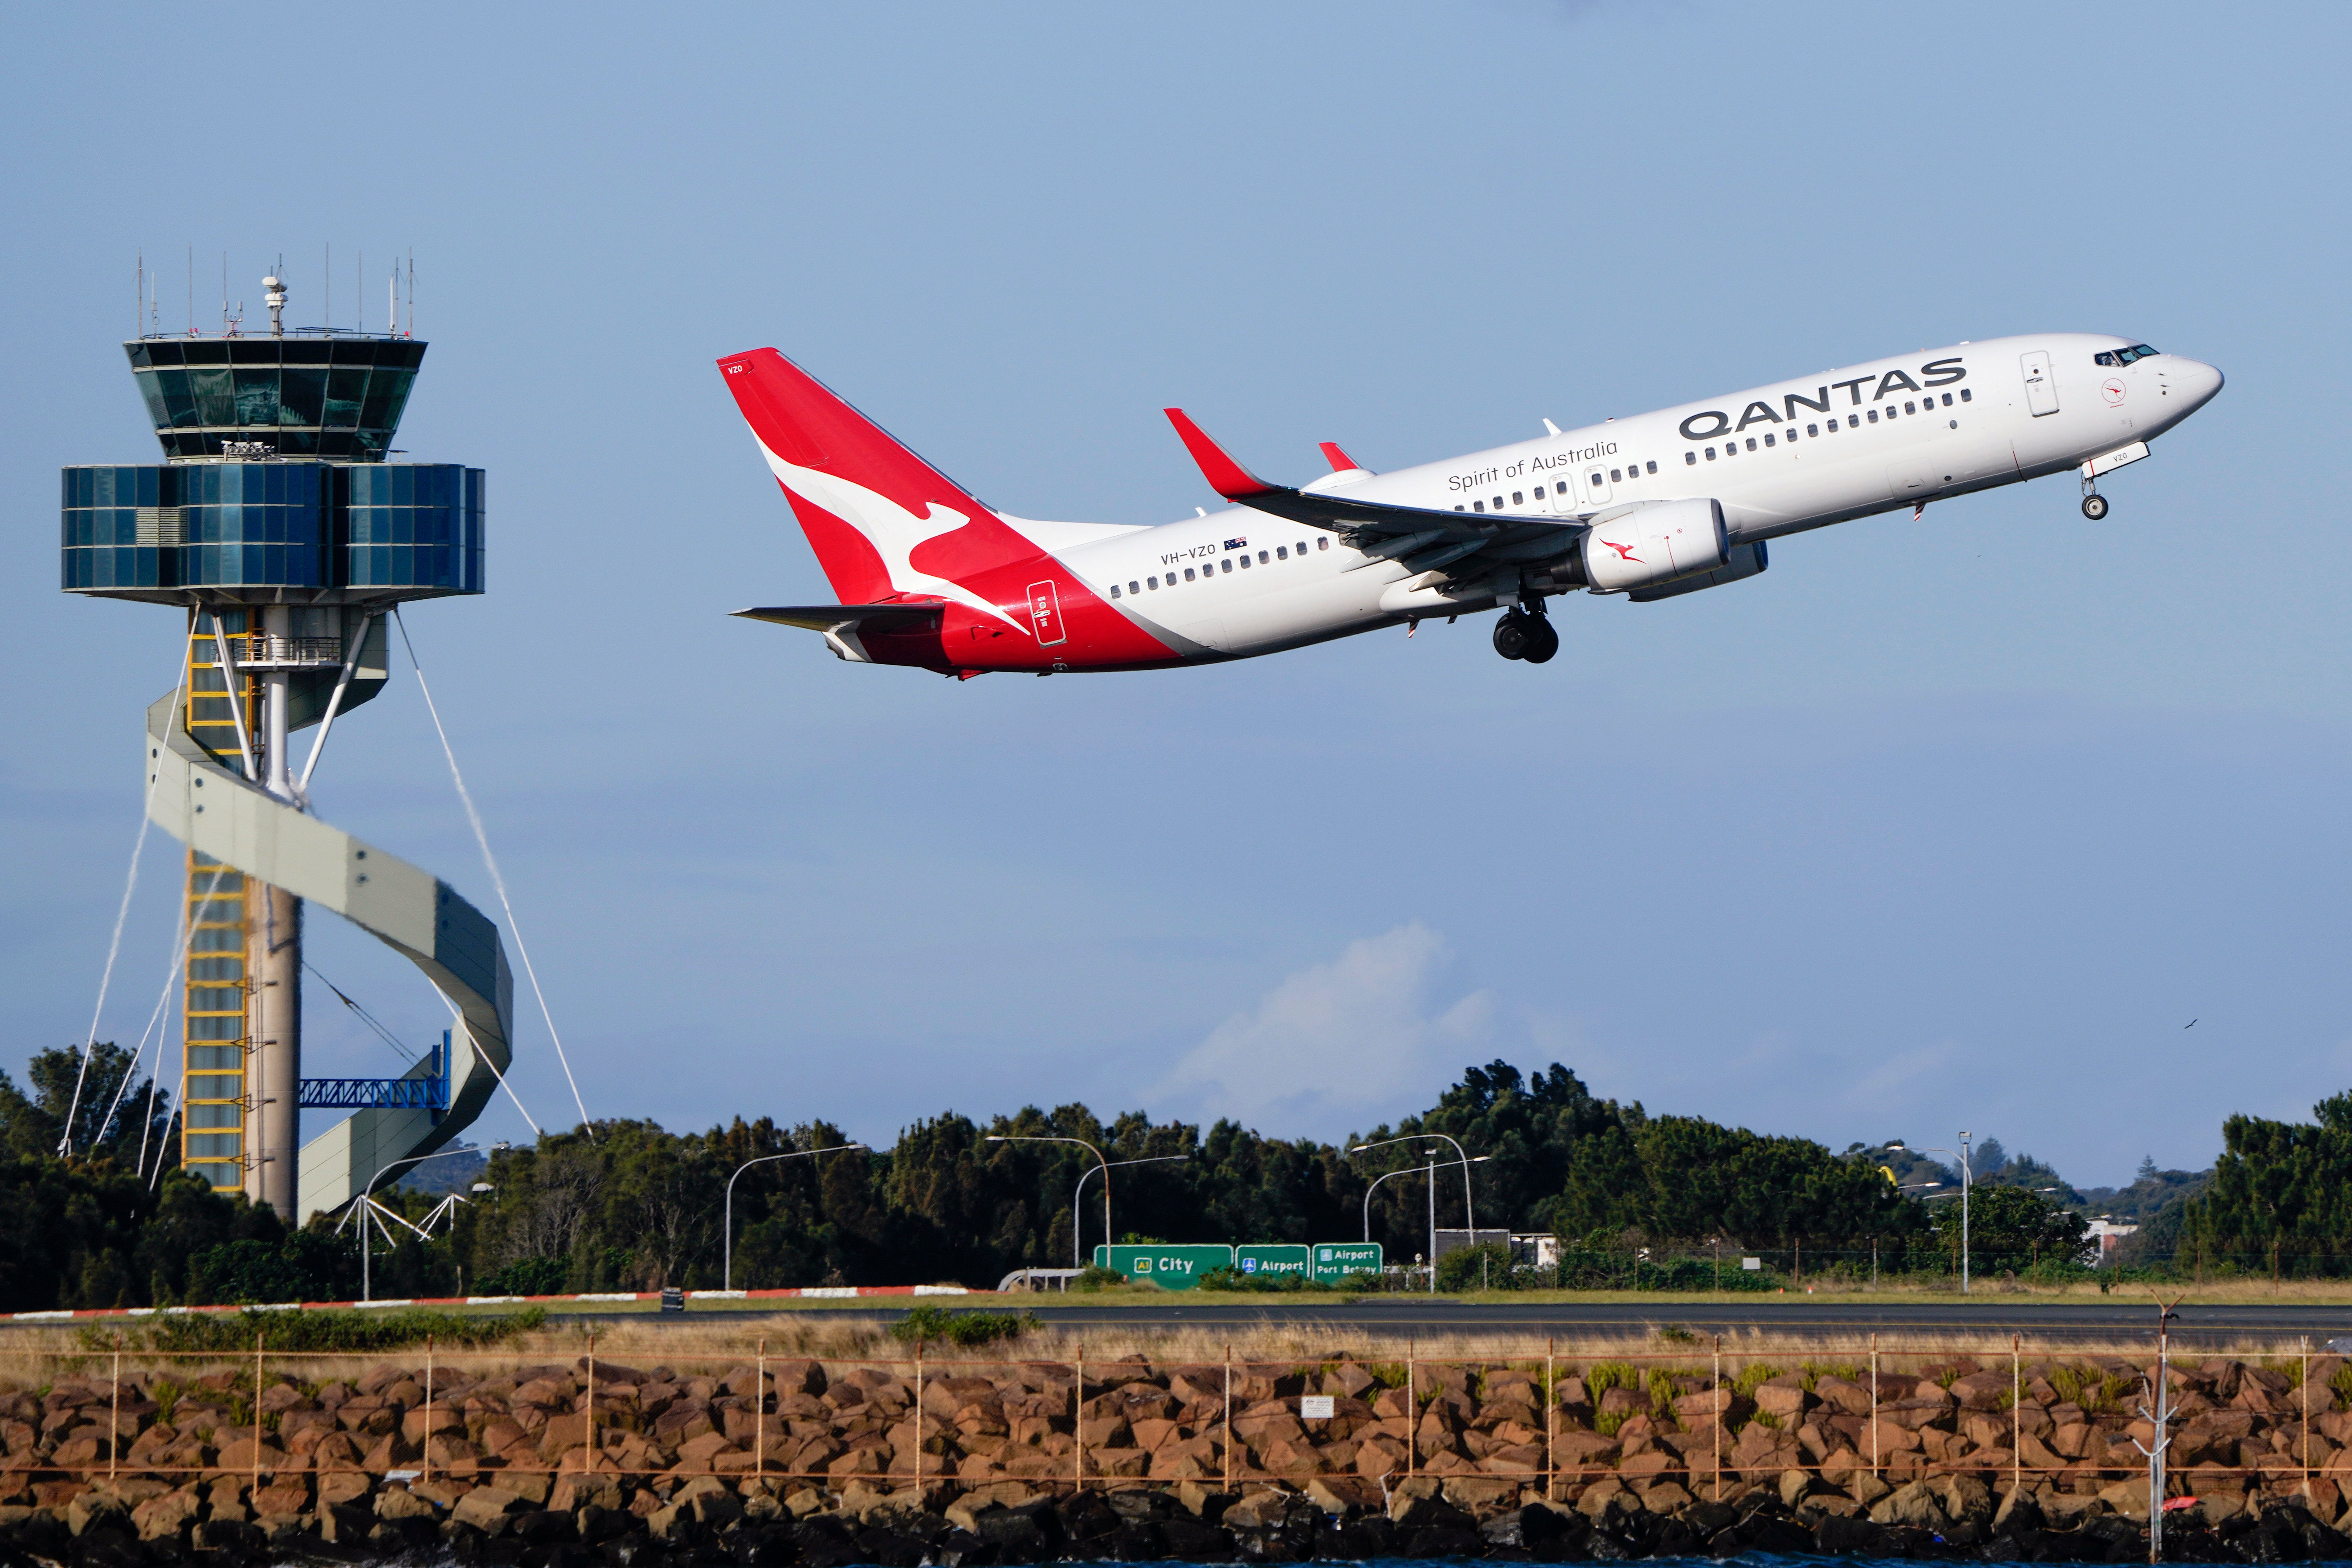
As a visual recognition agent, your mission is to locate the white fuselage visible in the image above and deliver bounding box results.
[1039,334,2221,660]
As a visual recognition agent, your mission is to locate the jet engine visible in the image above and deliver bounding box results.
[1581,498,1728,593]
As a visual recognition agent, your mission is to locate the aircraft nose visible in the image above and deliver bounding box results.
[2171,357,2224,408]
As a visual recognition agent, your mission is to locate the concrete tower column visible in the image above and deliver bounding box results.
[247,880,301,1221]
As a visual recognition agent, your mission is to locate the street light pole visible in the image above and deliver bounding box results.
[1074,1154,1189,1268]
[1352,1133,1481,1243]
[1426,1156,1437,1294]
[1889,1137,1975,1294]
[986,1135,1111,1269]
[1362,1165,1419,1242]
[724,1142,867,1291]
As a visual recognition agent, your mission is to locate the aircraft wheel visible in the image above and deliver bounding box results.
[2081,492,2109,520]
[1492,613,1532,660]
[1521,616,1560,664]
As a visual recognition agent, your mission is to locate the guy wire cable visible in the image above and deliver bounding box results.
[304,959,421,1065]
[392,606,591,1133]
[62,658,186,1154]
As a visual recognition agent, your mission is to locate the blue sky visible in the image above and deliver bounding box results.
[4,2,2347,1191]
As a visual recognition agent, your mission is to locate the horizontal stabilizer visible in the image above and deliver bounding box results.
[732,603,945,633]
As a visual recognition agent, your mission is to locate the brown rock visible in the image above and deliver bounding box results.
[1813,1376,1874,1417]
[376,1485,438,1521]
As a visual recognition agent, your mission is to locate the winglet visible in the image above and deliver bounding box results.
[1163,408,1280,499]
[1318,441,1364,473]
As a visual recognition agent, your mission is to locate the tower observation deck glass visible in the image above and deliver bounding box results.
[125,335,423,460]
[61,462,483,602]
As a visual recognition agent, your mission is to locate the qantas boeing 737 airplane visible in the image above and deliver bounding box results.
[719,334,2221,673]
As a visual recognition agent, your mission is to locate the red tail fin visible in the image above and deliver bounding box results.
[718,348,1017,605]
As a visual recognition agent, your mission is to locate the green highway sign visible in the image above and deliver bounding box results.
[1236,1244,1309,1280]
[1310,1242,1384,1282]
[1094,1244,1234,1290]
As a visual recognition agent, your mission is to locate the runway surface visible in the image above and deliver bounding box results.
[539,1297,2352,1345]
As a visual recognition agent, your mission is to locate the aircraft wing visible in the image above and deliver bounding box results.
[732,603,945,633]
[1163,408,1579,550]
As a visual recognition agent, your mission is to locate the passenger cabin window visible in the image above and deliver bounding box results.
[1492,495,1503,509]
[1705,446,1716,460]
[1685,451,1697,464]
[1848,414,1860,427]
[1148,575,1159,589]
[1744,438,1756,451]
[1867,409,1879,423]
[1276,545,1287,559]
[1257,550,1268,564]
[1533,485,1545,497]
[1220,558,1232,573]
[1646,460,1657,474]
[1608,468,1621,482]
[1237,553,1249,569]
[1807,423,1819,437]
[1904,401,1916,415]
[1960,388,1972,402]
[1317,537,1328,549]
[1185,567,1196,581]
[1472,499,1485,511]
[1512,491,1524,505]
[1588,472,1602,487]
[1941,392,1953,406]
[1761,435,1773,448]
[1110,584,1120,598]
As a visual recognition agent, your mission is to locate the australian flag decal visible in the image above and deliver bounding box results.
[1223,537,1247,550]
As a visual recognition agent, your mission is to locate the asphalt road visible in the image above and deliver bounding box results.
[535,1298,2352,1345]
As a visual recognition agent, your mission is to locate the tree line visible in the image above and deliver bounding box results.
[4,1048,2109,1312]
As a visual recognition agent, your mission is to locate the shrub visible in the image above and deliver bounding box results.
[78,1305,544,1354]
[888,1304,1037,1347]
[1435,1242,1516,1292]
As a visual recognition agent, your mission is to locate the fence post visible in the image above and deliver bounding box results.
[1222,1345,1232,1493]
[1546,1338,1556,1503]
[253,1334,264,1498]
[756,1338,767,1482]
[1869,1333,1879,1478]
[1406,1346,1416,1480]
[1076,1344,1085,1493]
[110,1349,120,1481]
[2305,1336,2313,1504]
[422,1334,434,1484]
[2011,1334,2022,1499]
[585,1332,596,1484]
[906,1341,915,1495]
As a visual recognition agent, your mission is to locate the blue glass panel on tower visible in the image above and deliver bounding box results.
[62,461,481,605]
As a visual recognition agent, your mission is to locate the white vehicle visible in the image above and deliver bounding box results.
[719,334,2222,671]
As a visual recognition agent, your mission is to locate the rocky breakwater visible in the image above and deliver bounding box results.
[5,1349,2352,1562]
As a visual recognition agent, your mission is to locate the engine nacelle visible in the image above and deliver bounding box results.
[1629,540,1768,602]
[1581,498,1728,593]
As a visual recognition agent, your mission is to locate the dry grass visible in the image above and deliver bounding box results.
[4,1309,2332,1390]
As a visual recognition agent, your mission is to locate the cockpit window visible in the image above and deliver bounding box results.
[2098,343,2161,367]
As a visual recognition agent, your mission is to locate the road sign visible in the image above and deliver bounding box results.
[1236,1244,1310,1280]
[1094,1244,1233,1291]
[1311,1242,1383,1283]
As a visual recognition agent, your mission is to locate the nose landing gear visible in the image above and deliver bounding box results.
[2081,476,2109,520]
[1492,608,1559,664]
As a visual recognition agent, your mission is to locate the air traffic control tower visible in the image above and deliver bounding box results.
[61,274,513,1222]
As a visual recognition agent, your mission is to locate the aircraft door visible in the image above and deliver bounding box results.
[1027,580,1066,646]
[1582,460,1612,506]
[2020,351,2058,417]
[1550,473,1580,514]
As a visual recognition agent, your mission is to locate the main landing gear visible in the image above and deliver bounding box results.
[2081,476,2109,520]
[1493,607,1559,664]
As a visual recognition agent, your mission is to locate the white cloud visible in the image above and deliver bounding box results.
[1152,923,1493,1137]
